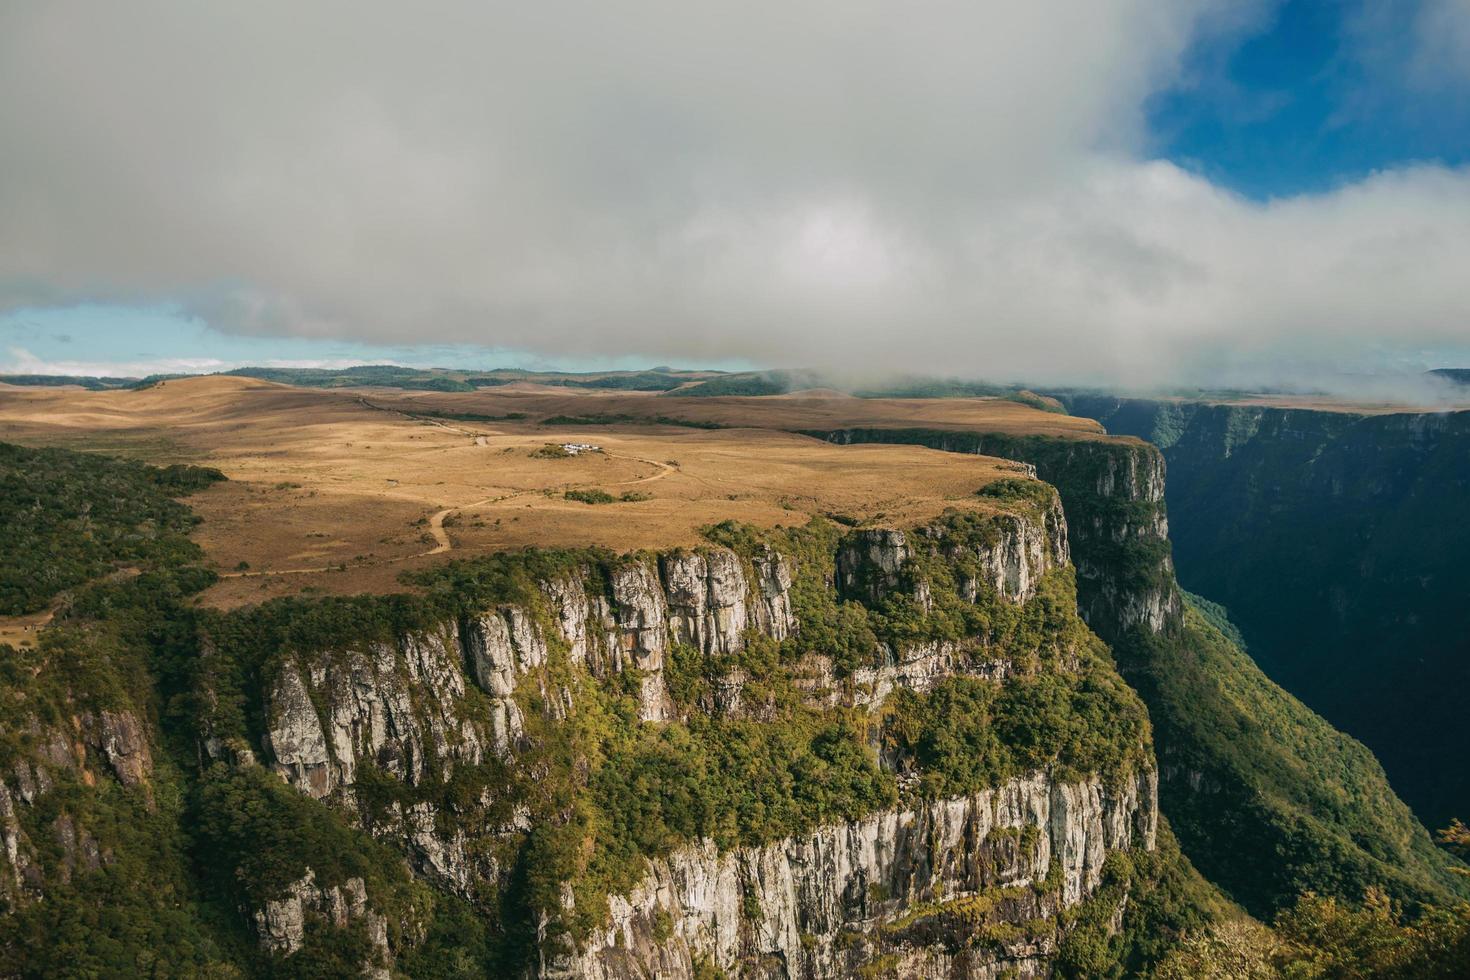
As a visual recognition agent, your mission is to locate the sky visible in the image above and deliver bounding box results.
[2,0,1469,389]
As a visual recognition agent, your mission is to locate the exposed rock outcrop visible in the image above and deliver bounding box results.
[662,549,750,657]
[253,868,392,978]
[263,662,337,799]
[837,529,912,605]
[548,769,1158,980]
[95,709,152,791]
[750,547,797,642]
[464,608,548,753]
[611,562,673,722]
[0,709,157,907]
[804,428,1180,642]
[962,507,1070,605]
[245,495,1156,977]
[0,784,27,908]
[541,573,621,673]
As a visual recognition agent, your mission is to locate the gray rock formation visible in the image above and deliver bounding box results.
[243,497,1157,978]
[662,548,750,657]
[960,506,1070,605]
[611,562,673,722]
[0,784,25,907]
[264,662,338,799]
[96,709,152,791]
[549,769,1157,979]
[750,547,797,642]
[836,529,912,605]
[253,868,392,978]
[464,608,549,753]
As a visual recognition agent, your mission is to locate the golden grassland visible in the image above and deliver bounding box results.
[0,377,1106,608]
[1186,394,1470,415]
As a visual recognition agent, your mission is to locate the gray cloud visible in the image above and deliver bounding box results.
[1,1,1468,385]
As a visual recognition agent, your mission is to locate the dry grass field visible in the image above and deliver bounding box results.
[361,383,1109,436]
[1185,394,1470,415]
[0,377,1106,608]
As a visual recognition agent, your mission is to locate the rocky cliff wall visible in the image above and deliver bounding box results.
[0,707,156,911]
[800,429,1179,644]
[236,492,1157,977]
[1058,395,1470,829]
[551,770,1157,980]
[809,411,1469,917]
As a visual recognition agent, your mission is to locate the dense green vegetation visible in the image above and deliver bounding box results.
[1130,603,1469,917]
[0,374,136,390]
[7,433,1465,977]
[464,368,697,391]
[1060,394,1470,829]
[537,371,691,392]
[662,369,826,397]
[849,377,1008,399]
[0,441,223,614]
[586,711,896,923]
[562,488,649,504]
[885,668,1150,796]
[666,369,1058,403]
[412,408,529,422]
[794,425,1470,922]
[563,488,617,504]
[1154,888,1470,979]
[227,365,478,391]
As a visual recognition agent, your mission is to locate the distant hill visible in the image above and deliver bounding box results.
[1427,368,1470,386]
[663,370,1055,405]
[0,373,139,390]
[226,365,719,392]
[661,369,823,396]
[1,365,722,394]
[6,364,1069,407]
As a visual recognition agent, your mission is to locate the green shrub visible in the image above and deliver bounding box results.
[564,488,616,505]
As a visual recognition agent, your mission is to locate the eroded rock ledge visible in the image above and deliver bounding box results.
[550,770,1157,980]
[238,491,1156,976]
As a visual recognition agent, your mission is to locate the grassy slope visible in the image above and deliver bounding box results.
[1130,600,1468,917]
[784,425,1470,919]
[2,441,1181,976]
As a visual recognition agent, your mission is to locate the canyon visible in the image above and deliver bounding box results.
[0,380,1465,977]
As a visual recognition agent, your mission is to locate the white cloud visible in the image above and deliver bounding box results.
[1414,0,1470,85]
[1,1,1468,384]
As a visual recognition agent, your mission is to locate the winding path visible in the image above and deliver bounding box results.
[220,405,679,578]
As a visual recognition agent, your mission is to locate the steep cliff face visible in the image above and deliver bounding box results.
[0,707,158,907]
[1059,395,1470,830]
[227,489,1158,977]
[0,440,1183,978]
[253,869,392,977]
[800,422,1470,918]
[553,771,1157,980]
[801,429,1179,644]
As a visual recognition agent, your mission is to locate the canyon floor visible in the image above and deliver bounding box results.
[0,376,1104,609]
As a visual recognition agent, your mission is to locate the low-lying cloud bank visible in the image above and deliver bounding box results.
[2,2,1468,387]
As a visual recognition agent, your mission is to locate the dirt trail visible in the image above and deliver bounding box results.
[606,453,676,486]
[217,404,678,579]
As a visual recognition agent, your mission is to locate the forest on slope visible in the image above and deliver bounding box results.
[1059,395,1470,832]
[1,432,1468,978]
